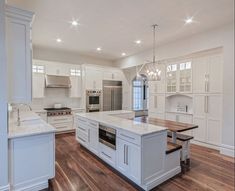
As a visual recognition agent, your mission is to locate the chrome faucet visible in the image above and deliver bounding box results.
[16,103,32,126]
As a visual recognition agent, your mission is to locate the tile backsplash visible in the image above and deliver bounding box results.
[30,88,82,109]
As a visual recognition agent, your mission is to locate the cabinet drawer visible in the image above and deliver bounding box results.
[99,143,116,167]
[76,128,88,147]
[48,116,73,124]
[77,123,89,133]
[52,122,72,129]
[117,130,141,146]
[77,117,88,126]
[87,120,99,128]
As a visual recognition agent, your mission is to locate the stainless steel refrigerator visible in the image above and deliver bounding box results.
[103,80,122,111]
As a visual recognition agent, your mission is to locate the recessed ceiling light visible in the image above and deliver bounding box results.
[56,38,62,43]
[121,52,126,56]
[96,47,102,51]
[135,40,141,44]
[185,17,193,24]
[71,20,79,26]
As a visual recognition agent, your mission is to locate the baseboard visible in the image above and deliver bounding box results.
[144,166,181,191]
[220,144,235,157]
[191,140,220,150]
[12,180,48,191]
[0,184,10,191]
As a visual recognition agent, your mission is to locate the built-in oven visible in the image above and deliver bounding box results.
[86,90,102,112]
[99,125,116,150]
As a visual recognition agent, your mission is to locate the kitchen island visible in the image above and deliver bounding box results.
[75,110,182,191]
[8,111,55,191]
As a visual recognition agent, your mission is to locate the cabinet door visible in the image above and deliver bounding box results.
[193,95,207,142]
[7,11,33,103]
[192,57,208,93]
[88,126,99,155]
[32,73,45,98]
[127,142,141,184]
[69,76,81,98]
[179,115,193,136]
[116,138,129,174]
[166,64,177,93]
[86,68,102,89]
[165,113,176,121]
[207,95,222,145]
[207,55,222,93]
[103,71,113,80]
[148,95,165,113]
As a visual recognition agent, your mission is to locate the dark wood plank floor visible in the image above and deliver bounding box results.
[46,133,234,191]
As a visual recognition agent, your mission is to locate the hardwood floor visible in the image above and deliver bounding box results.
[46,133,234,191]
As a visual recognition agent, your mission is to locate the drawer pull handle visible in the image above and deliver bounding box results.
[89,122,97,126]
[77,135,86,143]
[120,133,135,140]
[101,152,111,159]
[79,119,86,123]
[78,126,86,131]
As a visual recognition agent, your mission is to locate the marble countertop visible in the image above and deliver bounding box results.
[8,111,56,139]
[76,110,167,136]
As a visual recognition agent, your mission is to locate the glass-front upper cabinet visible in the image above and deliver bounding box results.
[166,61,192,93]
[179,62,192,92]
[166,64,177,93]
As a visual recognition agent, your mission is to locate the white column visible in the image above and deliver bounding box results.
[0,0,9,190]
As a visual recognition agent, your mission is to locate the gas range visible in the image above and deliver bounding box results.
[44,107,72,116]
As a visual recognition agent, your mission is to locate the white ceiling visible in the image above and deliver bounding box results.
[8,0,234,61]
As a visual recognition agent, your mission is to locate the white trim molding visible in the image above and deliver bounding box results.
[0,184,9,191]
[220,144,235,157]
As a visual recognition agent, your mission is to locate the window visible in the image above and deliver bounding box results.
[70,69,81,76]
[32,65,44,73]
[132,75,148,111]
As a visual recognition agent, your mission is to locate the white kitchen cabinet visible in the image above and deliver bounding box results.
[193,94,222,146]
[193,54,222,94]
[166,62,192,93]
[44,62,70,76]
[6,5,34,103]
[85,68,103,90]
[32,73,45,98]
[103,71,122,81]
[76,118,99,155]
[9,133,55,191]
[149,94,165,113]
[69,76,82,97]
[116,138,141,184]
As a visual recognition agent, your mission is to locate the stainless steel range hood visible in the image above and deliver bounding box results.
[45,75,71,88]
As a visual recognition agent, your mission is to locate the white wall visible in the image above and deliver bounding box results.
[0,0,9,189]
[115,23,234,156]
[33,46,114,67]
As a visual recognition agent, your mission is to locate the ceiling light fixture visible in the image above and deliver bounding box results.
[71,20,79,26]
[136,24,161,81]
[96,47,102,51]
[185,17,193,24]
[56,38,62,43]
[135,40,141,44]
[121,52,126,56]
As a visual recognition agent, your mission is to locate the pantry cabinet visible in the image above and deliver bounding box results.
[193,54,222,94]
[148,95,165,114]
[193,94,222,146]
[6,5,34,103]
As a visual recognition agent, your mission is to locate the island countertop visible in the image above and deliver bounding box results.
[76,110,167,136]
[8,111,56,139]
